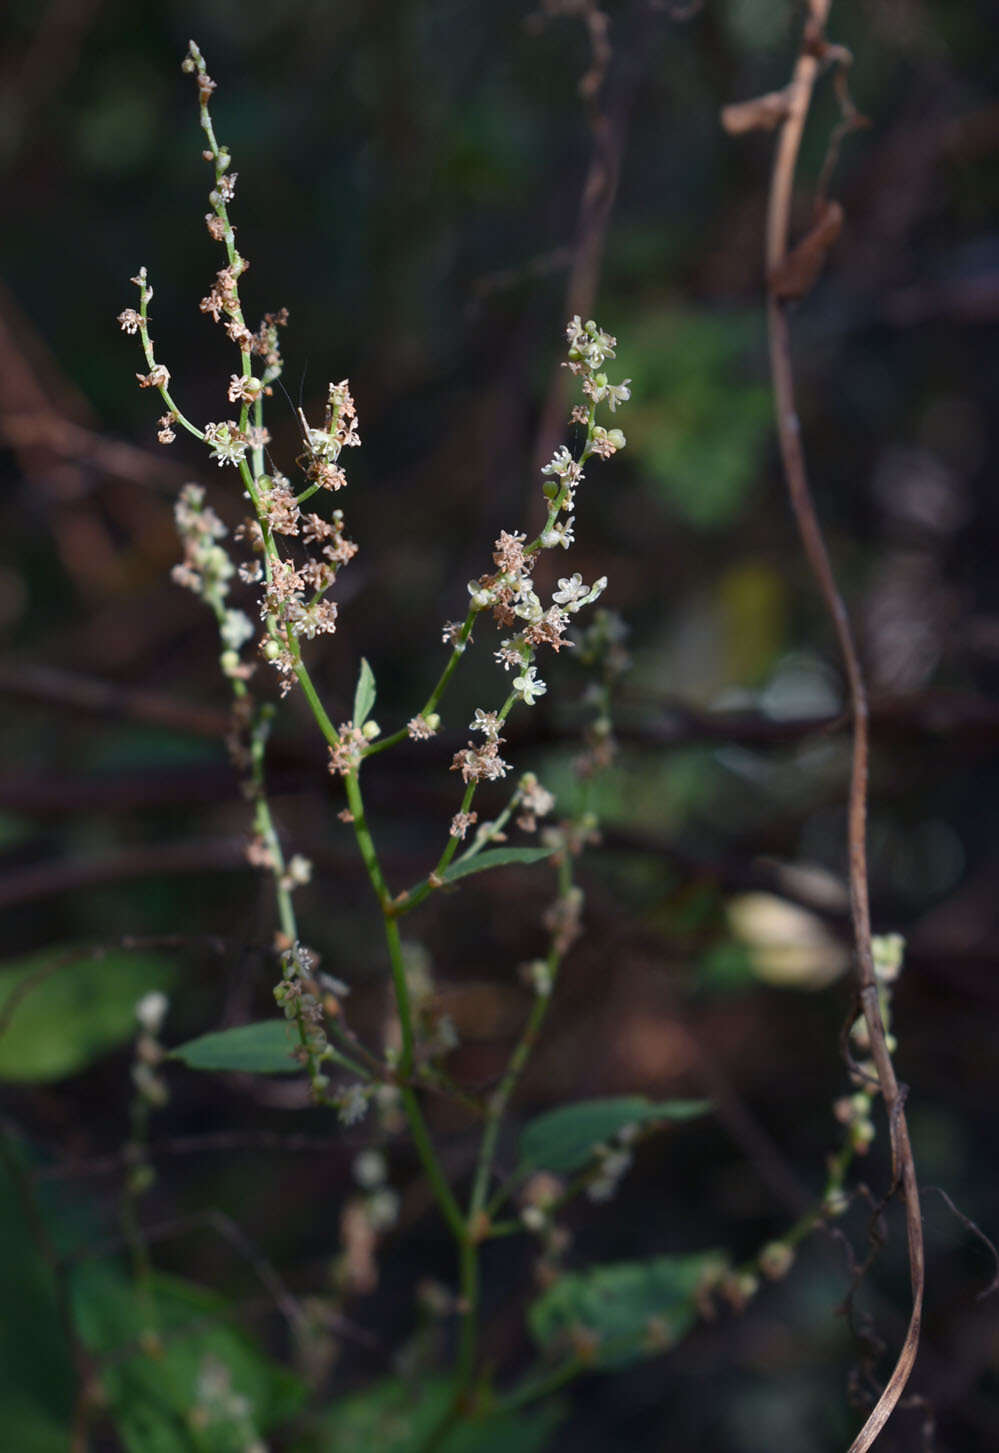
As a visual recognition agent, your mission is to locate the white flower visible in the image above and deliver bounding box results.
[521,1204,547,1233]
[353,1149,387,1188]
[513,665,547,706]
[203,421,247,468]
[367,1187,400,1231]
[522,959,553,997]
[469,708,501,739]
[467,580,496,609]
[512,589,543,623]
[494,639,526,671]
[337,1083,369,1126]
[541,446,581,483]
[566,316,617,371]
[285,854,313,886]
[135,990,169,1034]
[553,573,607,612]
[552,573,589,609]
[220,609,253,650]
[541,515,575,549]
[605,379,631,411]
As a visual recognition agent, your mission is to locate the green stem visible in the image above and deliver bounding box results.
[457,1232,480,1384]
[343,764,469,1258]
[492,1356,587,1417]
[399,1085,466,1242]
[471,850,571,1220]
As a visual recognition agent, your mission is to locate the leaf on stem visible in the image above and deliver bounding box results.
[517,1096,710,1176]
[170,1019,300,1074]
[71,1262,304,1448]
[314,1374,564,1452]
[443,845,556,884]
[403,846,557,905]
[353,656,377,728]
[528,1252,725,1368]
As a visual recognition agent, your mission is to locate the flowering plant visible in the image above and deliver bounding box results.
[13,27,914,1453]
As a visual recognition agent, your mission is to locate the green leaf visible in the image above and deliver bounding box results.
[618,309,771,531]
[517,1096,711,1176]
[0,1144,75,1448]
[443,846,555,884]
[71,1263,304,1452]
[0,948,175,1084]
[529,1253,725,1368]
[310,1376,563,1453]
[170,1019,300,1075]
[353,657,376,728]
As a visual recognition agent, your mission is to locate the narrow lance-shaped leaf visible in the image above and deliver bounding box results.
[170,1019,300,1075]
[517,1096,711,1176]
[443,845,555,884]
[353,657,376,728]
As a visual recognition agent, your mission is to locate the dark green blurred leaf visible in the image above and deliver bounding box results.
[528,1253,725,1368]
[0,1141,74,1449]
[310,1375,563,1453]
[517,1097,711,1176]
[620,310,771,530]
[170,1020,300,1075]
[71,1263,304,1452]
[0,949,175,1083]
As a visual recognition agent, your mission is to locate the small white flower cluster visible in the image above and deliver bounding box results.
[296,379,361,491]
[132,990,170,1109]
[837,933,906,1156]
[172,484,231,601]
[586,1123,638,1203]
[336,1082,371,1126]
[273,941,346,1102]
[190,1354,262,1451]
[446,318,624,797]
[251,483,357,693]
[451,702,512,784]
[520,958,554,998]
[515,771,556,833]
[328,720,371,778]
[406,711,440,741]
[519,1171,565,1234]
[279,852,313,893]
[172,484,255,683]
[542,882,584,957]
[121,64,362,705]
[203,419,248,468]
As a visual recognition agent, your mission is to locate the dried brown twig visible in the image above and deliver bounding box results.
[730,3,925,1447]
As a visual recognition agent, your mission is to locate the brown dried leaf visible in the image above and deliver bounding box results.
[770,200,844,302]
[720,89,791,135]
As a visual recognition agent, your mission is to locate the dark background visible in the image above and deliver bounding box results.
[2,1,999,1449]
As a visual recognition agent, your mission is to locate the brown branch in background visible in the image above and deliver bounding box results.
[1,410,187,494]
[748,3,924,1447]
[530,0,665,474]
[0,0,103,166]
[0,663,230,738]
